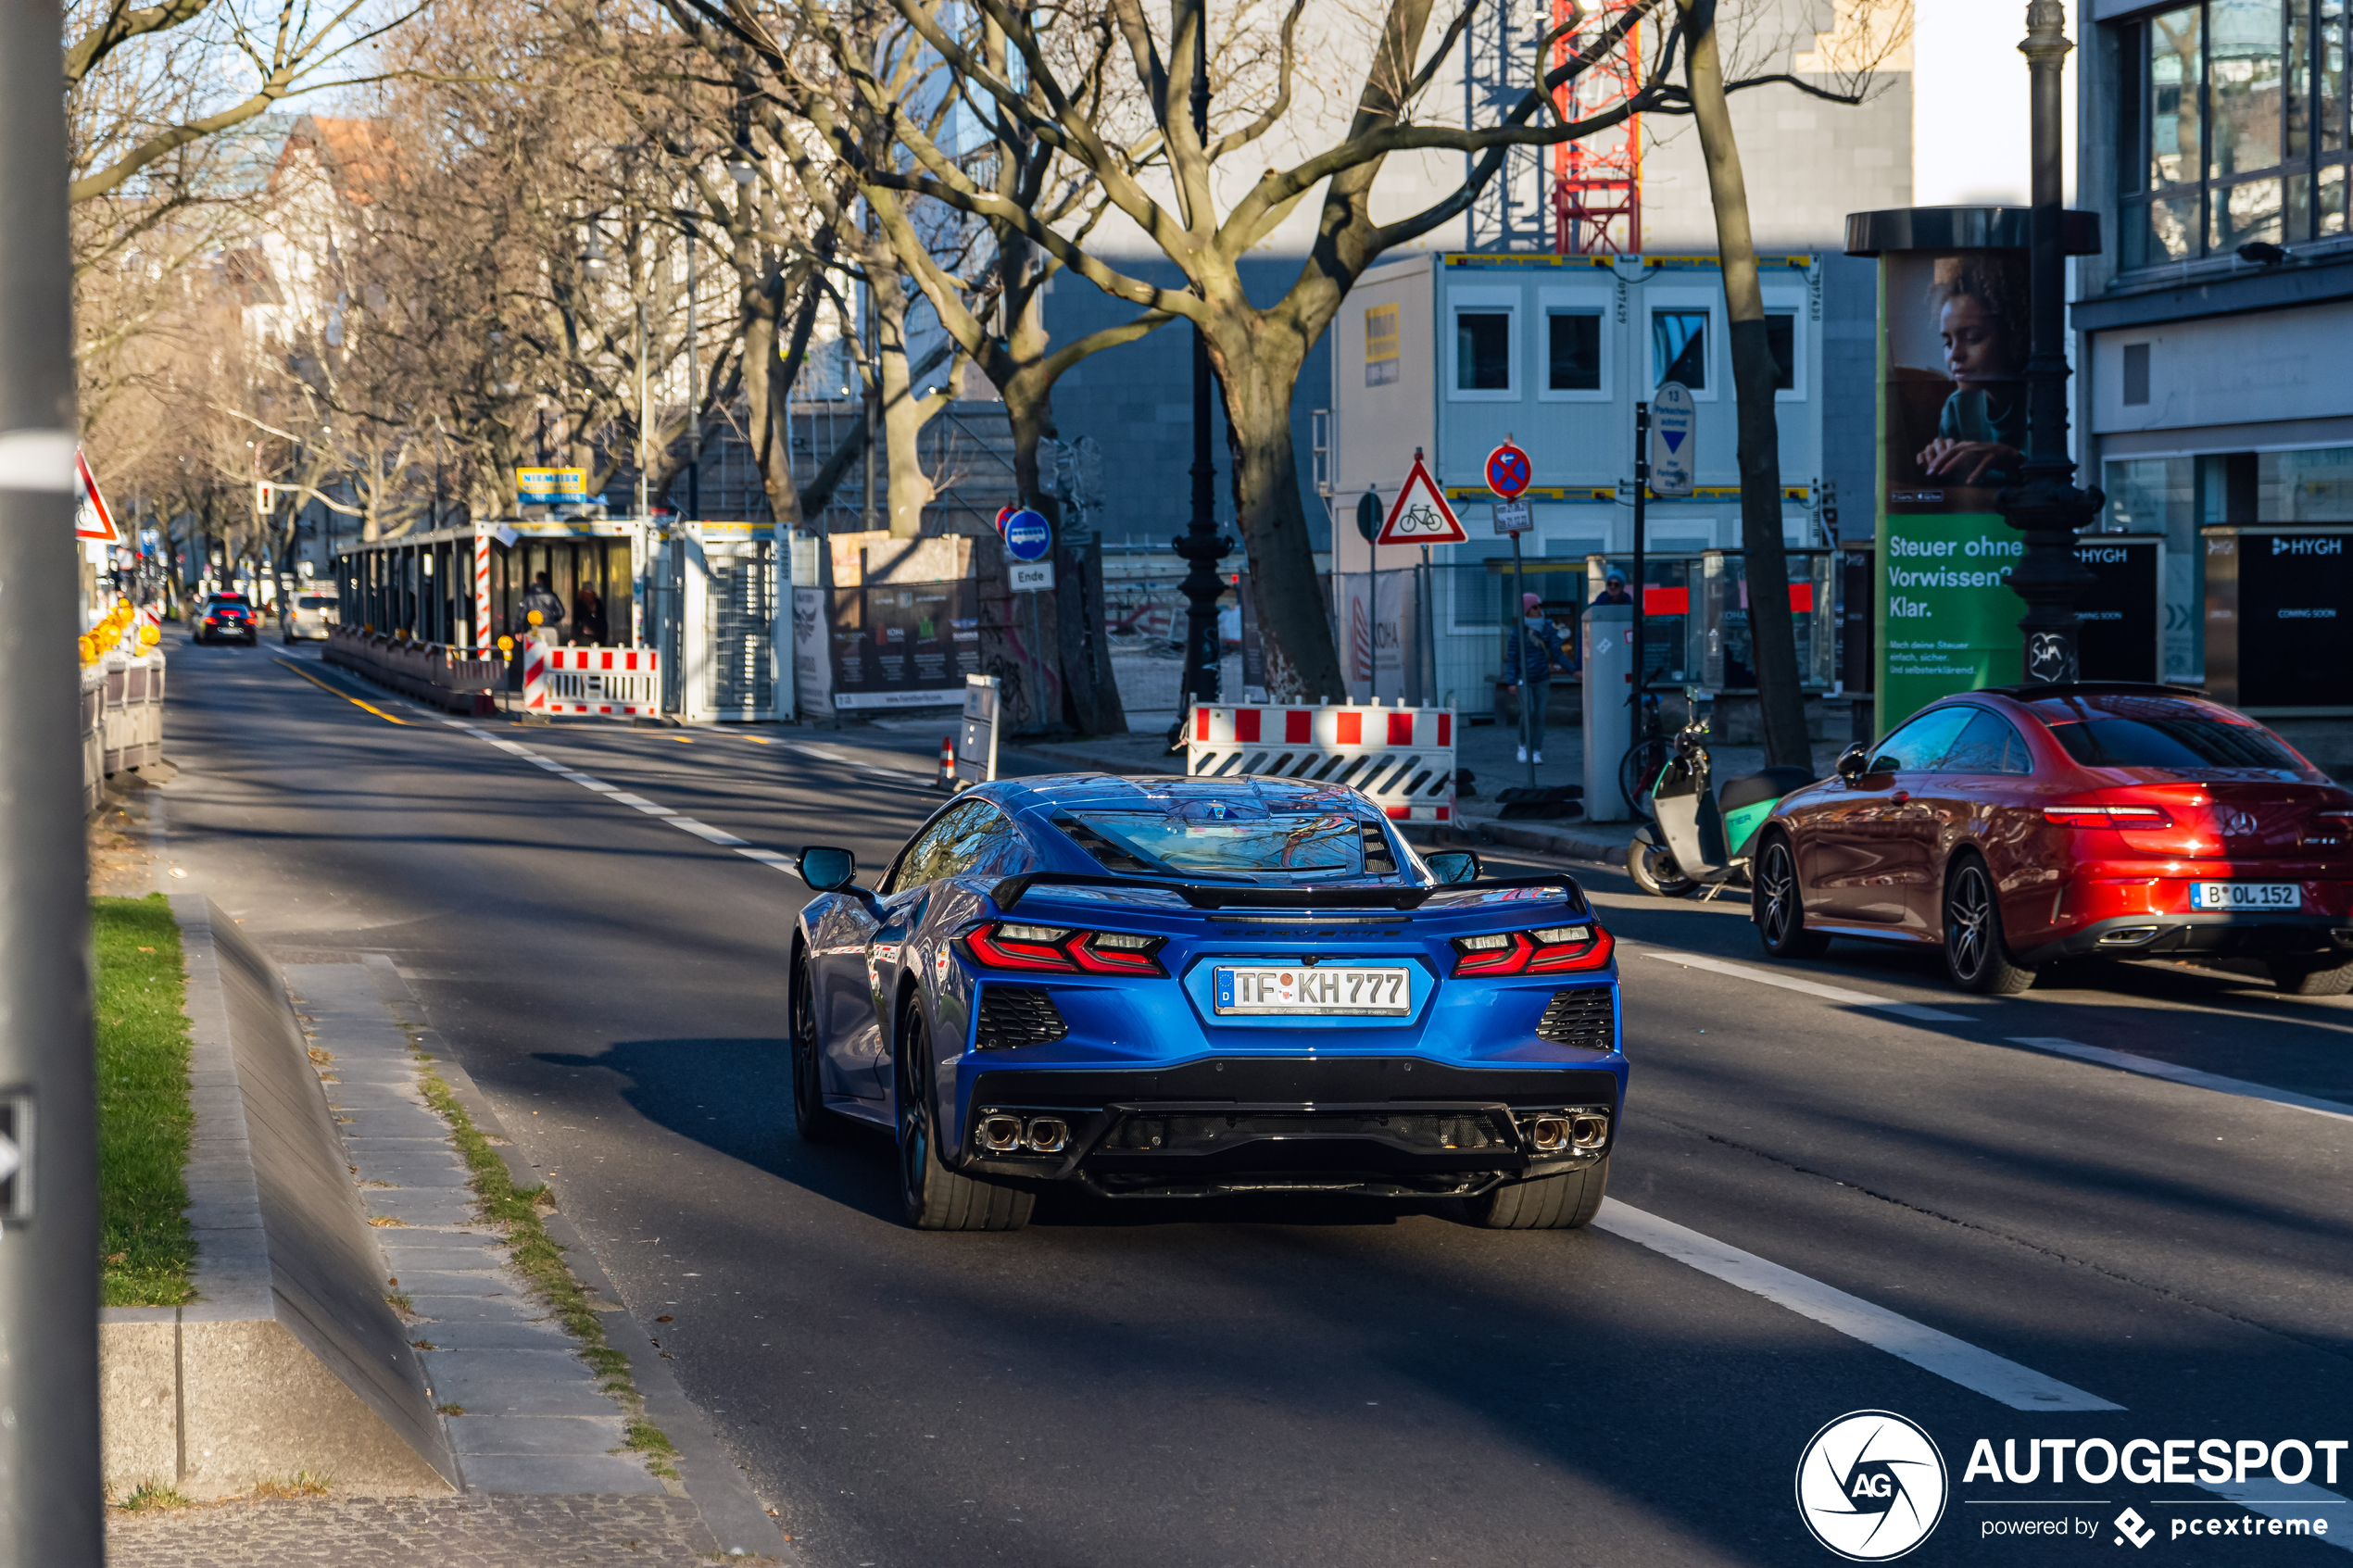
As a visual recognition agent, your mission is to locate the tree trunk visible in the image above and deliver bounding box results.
[741,268,801,531]
[1219,352,1343,704]
[1680,0,1811,770]
[873,269,935,539]
[1002,383,1126,735]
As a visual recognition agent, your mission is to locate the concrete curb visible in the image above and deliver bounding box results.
[360,960,797,1562]
[98,898,457,1499]
[1453,809,1632,867]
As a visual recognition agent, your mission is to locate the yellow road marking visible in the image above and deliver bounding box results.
[273,659,409,725]
[671,734,694,744]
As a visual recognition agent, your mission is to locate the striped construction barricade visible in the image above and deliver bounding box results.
[1186,701,1455,822]
[538,646,661,718]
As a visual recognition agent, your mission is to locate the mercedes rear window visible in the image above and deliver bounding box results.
[1058,807,1371,880]
[2045,714,2305,772]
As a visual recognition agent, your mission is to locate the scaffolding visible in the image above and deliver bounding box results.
[1462,0,1645,255]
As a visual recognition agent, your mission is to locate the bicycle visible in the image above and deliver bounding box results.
[1617,690,1668,818]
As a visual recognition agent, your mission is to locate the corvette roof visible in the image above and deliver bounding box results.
[986,771,1378,818]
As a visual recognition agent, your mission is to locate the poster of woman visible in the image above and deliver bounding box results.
[1884,250,2032,509]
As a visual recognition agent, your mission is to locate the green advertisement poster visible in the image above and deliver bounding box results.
[1876,512,2023,721]
[1873,245,2032,726]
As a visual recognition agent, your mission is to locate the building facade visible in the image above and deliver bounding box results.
[2076,0,2353,693]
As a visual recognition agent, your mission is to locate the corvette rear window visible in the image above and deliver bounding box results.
[1059,809,1366,878]
[2046,716,2304,772]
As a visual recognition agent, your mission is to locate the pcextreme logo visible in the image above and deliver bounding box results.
[1796,1411,1950,1562]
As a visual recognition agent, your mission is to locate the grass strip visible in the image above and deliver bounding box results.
[411,1059,673,1474]
[94,895,197,1307]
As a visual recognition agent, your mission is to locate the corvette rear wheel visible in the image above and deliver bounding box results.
[2266,956,2353,996]
[1944,857,2036,995]
[1752,834,1829,959]
[788,947,851,1144]
[897,1009,1032,1232]
[1465,1156,1609,1231]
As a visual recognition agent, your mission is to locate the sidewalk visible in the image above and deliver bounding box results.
[109,782,786,1565]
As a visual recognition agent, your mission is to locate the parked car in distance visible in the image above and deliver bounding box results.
[282,591,340,643]
[1750,683,2353,996]
[195,592,259,646]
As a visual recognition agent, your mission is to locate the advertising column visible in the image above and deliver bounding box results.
[1844,208,2101,725]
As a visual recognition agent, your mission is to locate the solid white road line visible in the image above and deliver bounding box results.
[1593,1200,2123,1411]
[442,721,800,878]
[2007,1037,2353,1125]
[1637,948,1969,1022]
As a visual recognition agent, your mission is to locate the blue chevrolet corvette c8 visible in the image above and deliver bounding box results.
[788,772,1624,1232]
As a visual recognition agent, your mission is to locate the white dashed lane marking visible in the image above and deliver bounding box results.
[1594,1200,2123,1412]
[1636,947,1969,1022]
[444,721,797,875]
[2007,1037,2353,1125]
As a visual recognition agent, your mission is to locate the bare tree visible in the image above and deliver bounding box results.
[1665,0,1907,767]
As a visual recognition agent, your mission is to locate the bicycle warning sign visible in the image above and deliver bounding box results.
[1374,453,1467,546]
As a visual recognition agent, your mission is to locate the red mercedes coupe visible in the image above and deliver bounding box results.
[1749,684,2353,995]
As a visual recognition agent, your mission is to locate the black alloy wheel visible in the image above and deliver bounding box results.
[895,1006,1032,1232]
[788,947,850,1143]
[1753,834,1829,959]
[1943,857,2035,995]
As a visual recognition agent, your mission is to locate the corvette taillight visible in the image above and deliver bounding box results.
[1451,924,1613,976]
[2044,803,2172,828]
[962,922,1167,977]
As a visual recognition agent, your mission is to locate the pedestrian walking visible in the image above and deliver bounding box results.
[573,581,606,646]
[518,571,565,641]
[1503,592,1570,764]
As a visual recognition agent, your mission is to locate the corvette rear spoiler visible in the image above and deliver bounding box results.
[988,872,1583,913]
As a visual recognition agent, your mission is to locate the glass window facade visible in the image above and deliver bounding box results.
[2120,0,2351,267]
[1652,309,1708,389]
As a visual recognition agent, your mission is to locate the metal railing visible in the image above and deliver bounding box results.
[82,653,165,814]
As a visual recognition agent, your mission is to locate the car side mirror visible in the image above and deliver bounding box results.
[1426,849,1482,885]
[798,846,858,894]
[1835,746,1869,783]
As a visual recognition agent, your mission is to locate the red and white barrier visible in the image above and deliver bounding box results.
[1187,701,1455,822]
[473,529,492,652]
[539,646,661,718]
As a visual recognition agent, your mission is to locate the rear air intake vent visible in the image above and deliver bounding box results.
[1535,986,1613,1048]
[975,986,1068,1050]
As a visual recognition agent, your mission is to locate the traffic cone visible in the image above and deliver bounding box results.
[937,736,956,790]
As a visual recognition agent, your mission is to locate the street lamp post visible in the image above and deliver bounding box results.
[2000,0,2101,684]
[1174,1,1231,723]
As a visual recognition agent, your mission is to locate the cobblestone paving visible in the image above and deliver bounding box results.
[105,1494,776,1566]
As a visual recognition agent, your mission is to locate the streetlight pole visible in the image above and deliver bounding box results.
[0,0,104,1557]
[1174,0,1230,722]
[2001,0,2099,684]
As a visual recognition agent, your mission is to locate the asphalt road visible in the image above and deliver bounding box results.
[160,634,2353,1567]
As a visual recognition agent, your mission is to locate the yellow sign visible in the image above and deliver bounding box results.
[1365,304,1399,387]
[514,468,589,505]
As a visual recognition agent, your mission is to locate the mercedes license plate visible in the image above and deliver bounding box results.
[2187,882,2302,910]
[1213,965,1410,1016]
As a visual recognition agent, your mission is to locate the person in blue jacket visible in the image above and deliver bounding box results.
[1503,593,1572,764]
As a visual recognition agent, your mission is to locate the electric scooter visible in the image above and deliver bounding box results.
[1627,692,1817,899]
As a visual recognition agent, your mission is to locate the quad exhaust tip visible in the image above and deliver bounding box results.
[1524,1110,1610,1154]
[975,1110,1070,1155]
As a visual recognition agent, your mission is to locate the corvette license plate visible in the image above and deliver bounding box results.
[1213,965,1411,1015]
[2187,882,2302,910]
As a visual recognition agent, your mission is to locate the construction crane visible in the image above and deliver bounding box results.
[1461,0,1645,255]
